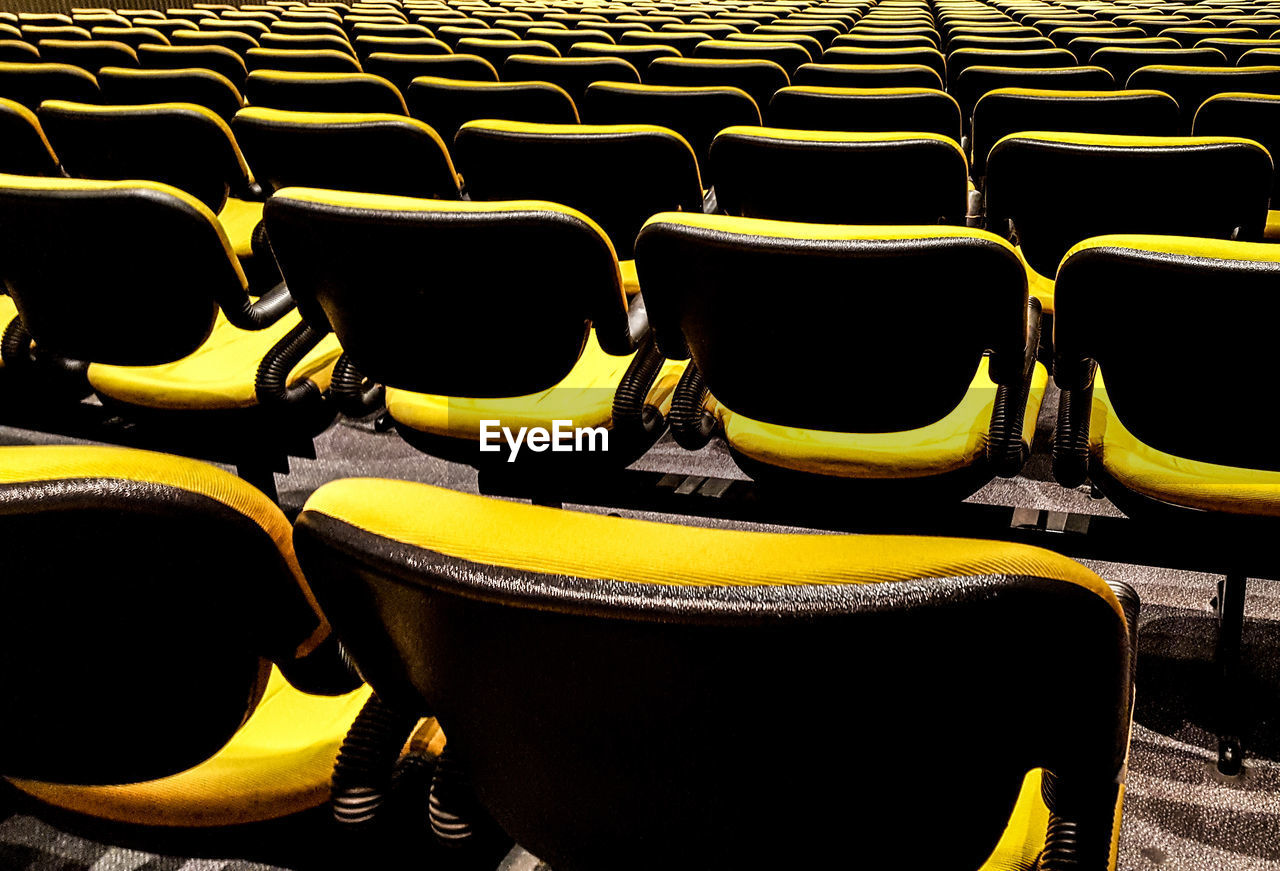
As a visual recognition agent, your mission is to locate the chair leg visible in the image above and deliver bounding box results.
[1215,572,1248,777]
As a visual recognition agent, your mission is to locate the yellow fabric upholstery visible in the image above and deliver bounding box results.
[299,475,1114,603]
[386,328,684,438]
[8,668,371,827]
[87,309,341,411]
[719,357,1048,480]
[219,197,264,259]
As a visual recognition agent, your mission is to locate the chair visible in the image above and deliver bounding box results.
[453,120,703,292]
[624,30,712,54]
[691,39,812,73]
[436,25,518,49]
[1052,233,1280,774]
[0,445,370,826]
[352,34,450,58]
[365,52,497,90]
[1239,47,1280,66]
[263,191,678,468]
[0,176,343,488]
[259,32,357,56]
[971,87,1179,178]
[727,32,825,62]
[171,29,261,57]
[0,62,99,110]
[1089,46,1227,86]
[456,36,559,67]
[243,46,363,73]
[1198,37,1280,63]
[0,41,39,64]
[833,32,939,49]
[39,100,265,269]
[634,215,1045,495]
[952,65,1116,124]
[984,132,1271,313]
[948,34,1057,51]
[405,77,577,142]
[579,80,760,167]
[569,41,680,68]
[709,127,968,224]
[137,43,248,88]
[1160,25,1259,47]
[1067,35,1178,63]
[20,26,93,43]
[232,107,460,200]
[646,56,789,108]
[502,55,640,102]
[291,475,1132,867]
[97,66,245,121]
[242,70,407,114]
[0,97,60,176]
[766,84,961,141]
[89,26,171,50]
[1193,91,1280,236]
[526,26,614,54]
[820,44,946,80]
[946,47,1078,89]
[791,62,943,89]
[1127,64,1280,130]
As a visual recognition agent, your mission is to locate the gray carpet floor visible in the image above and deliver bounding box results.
[3,382,1279,869]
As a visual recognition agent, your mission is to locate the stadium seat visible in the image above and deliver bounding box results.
[624,30,712,54]
[820,44,946,80]
[766,85,962,141]
[232,107,460,199]
[242,69,407,113]
[791,62,944,89]
[454,119,703,294]
[0,62,99,111]
[1198,38,1280,64]
[569,41,680,68]
[291,476,1132,868]
[692,39,812,73]
[0,176,343,488]
[646,56,789,108]
[365,52,497,90]
[834,31,939,49]
[89,25,171,50]
[709,127,968,224]
[351,34,450,58]
[405,77,578,142]
[984,132,1271,312]
[579,81,760,168]
[1193,91,1280,237]
[456,36,559,67]
[0,444,369,826]
[727,32,825,61]
[171,28,260,57]
[0,40,39,64]
[244,46,363,73]
[1066,35,1178,62]
[952,65,1116,126]
[971,88,1180,179]
[948,34,1056,51]
[635,216,1046,494]
[1127,64,1280,131]
[37,38,139,72]
[38,100,265,267]
[0,97,60,176]
[97,66,244,121]
[20,25,93,43]
[1238,47,1280,67]
[264,192,680,468]
[259,32,357,56]
[137,43,248,88]
[947,47,1078,89]
[502,54,641,102]
[1089,46,1227,86]
[1160,25,1259,48]
[435,25,518,49]
[526,26,614,54]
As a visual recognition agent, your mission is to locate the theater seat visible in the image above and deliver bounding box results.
[1126,63,1280,130]
[501,54,641,102]
[0,97,60,175]
[0,61,99,111]
[646,56,789,109]
[1193,91,1280,237]
[39,101,265,266]
[0,444,369,826]
[264,192,681,468]
[0,40,39,63]
[137,43,248,88]
[791,61,944,89]
[292,478,1132,868]
[709,127,968,224]
[766,85,962,141]
[952,66,1116,129]
[97,66,244,121]
[0,176,342,486]
[242,69,407,113]
[984,132,1271,312]
[453,120,704,295]
[405,77,578,143]
[232,107,459,201]
[365,53,498,91]
[635,216,1046,495]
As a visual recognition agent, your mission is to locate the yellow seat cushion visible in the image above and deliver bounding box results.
[0,294,17,370]
[387,329,684,440]
[979,769,1122,870]
[720,358,1047,480]
[1014,244,1055,313]
[1091,373,1280,516]
[87,309,341,411]
[1266,208,1280,241]
[7,667,372,827]
[219,197,264,260]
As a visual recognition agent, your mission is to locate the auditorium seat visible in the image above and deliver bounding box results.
[971,88,1179,179]
[984,132,1271,312]
[1066,35,1179,63]
[580,80,760,167]
[1238,47,1280,67]
[0,41,39,64]
[0,444,370,826]
[456,36,559,67]
[1198,37,1280,63]
[435,25,518,49]
[0,176,342,487]
[365,52,497,90]
[502,55,641,101]
[352,34,450,58]
[244,46,364,73]
[233,107,461,198]
[136,43,248,88]
[626,30,714,54]
[727,32,825,62]
[1160,25,1259,48]
[646,56,789,108]
[1127,64,1280,130]
[948,34,1056,51]
[1089,46,1228,86]
[947,47,1078,89]
[526,26,615,54]
[635,216,1045,494]
[569,41,680,67]
[97,66,244,121]
[20,25,93,43]
[792,62,944,88]
[709,127,968,224]
[37,38,139,73]
[766,85,962,141]
[820,44,947,80]
[1193,91,1280,237]
[291,477,1132,868]
[405,77,577,142]
[171,28,260,57]
[692,38,812,73]
[243,69,406,113]
[834,31,939,49]
[0,97,59,176]
[259,32,357,56]
[89,26,171,50]
[0,62,99,110]
[264,192,681,468]
[453,120,703,294]
[952,65,1116,126]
